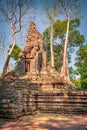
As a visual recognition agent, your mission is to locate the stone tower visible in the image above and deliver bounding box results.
[19,22,47,75]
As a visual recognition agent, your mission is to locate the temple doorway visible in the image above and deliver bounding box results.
[38,53,42,72]
[25,60,30,72]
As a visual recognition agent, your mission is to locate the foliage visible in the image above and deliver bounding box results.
[75,44,87,88]
[69,67,81,87]
[43,19,85,72]
[8,44,21,61]
[73,78,81,87]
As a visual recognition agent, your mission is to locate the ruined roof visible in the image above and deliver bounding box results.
[20,22,45,56]
[19,22,45,56]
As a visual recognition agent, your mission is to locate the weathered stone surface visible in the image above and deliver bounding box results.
[16,22,47,75]
[14,58,25,75]
[0,77,87,119]
[0,79,31,119]
[0,22,87,119]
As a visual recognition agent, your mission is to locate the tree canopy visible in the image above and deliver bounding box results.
[43,18,85,72]
[75,44,87,88]
[8,44,21,61]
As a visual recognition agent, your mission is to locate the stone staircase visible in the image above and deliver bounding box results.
[0,78,87,119]
[32,91,87,114]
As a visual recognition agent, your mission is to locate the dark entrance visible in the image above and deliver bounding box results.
[38,53,42,72]
[25,59,30,72]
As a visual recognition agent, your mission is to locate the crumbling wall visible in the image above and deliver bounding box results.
[0,79,36,119]
[14,58,25,75]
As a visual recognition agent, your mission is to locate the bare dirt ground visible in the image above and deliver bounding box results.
[0,113,87,130]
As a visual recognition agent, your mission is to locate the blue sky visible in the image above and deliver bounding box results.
[78,0,87,40]
[0,0,87,72]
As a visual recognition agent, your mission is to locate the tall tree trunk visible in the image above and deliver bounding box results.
[50,17,54,70]
[2,40,16,76]
[61,10,70,79]
[2,22,16,77]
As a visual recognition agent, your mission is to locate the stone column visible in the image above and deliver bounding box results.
[35,52,39,74]
[30,58,36,74]
[42,51,47,71]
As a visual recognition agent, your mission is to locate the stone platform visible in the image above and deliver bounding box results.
[0,73,87,119]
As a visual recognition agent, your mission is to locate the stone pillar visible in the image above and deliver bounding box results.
[30,59,36,73]
[35,52,39,74]
[42,51,47,71]
[27,61,30,72]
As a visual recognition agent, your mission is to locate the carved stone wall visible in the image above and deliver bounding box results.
[19,22,47,75]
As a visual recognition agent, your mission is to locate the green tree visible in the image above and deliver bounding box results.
[69,67,81,87]
[43,19,85,73]
[75,44,87,88]
[8,44,21,61]
[59,0,80,80]
[45,3,59,71]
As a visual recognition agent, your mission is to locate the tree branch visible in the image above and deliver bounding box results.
[0,46,6,60]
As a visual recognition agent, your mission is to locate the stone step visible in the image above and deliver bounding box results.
[32,100,87,103]
[33,96,87,99]
[36,103,87,106]
[40,110,87,114]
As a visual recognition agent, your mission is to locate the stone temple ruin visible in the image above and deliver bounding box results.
[0,22,87,119]
[16,22,47,76]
